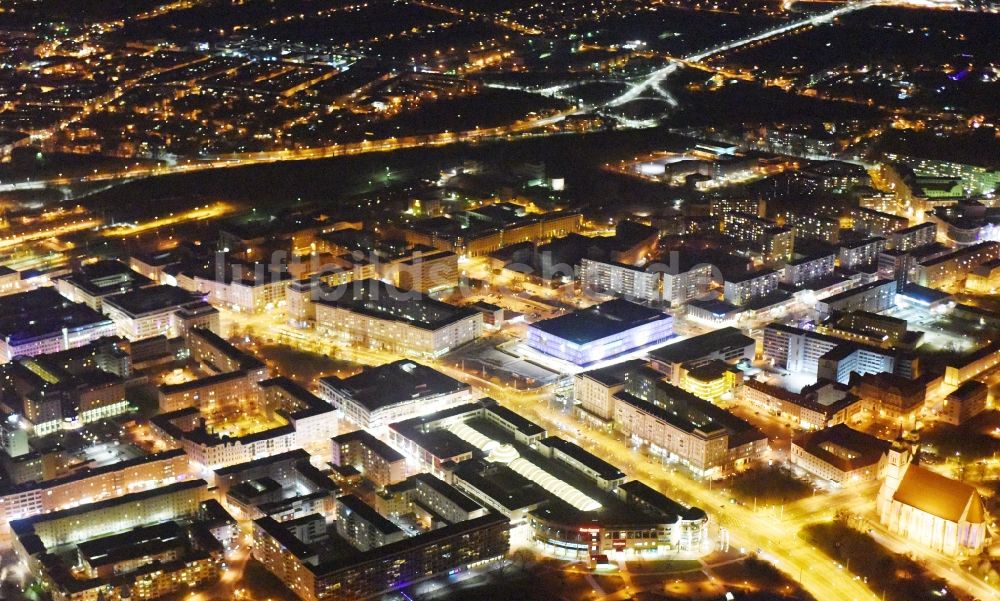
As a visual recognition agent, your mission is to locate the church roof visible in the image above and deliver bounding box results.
[893,464,985,524]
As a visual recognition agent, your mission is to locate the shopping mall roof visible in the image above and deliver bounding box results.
[529,299,669,345]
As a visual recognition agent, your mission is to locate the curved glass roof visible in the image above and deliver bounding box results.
[447,421,601,512]
[448,422,500,453]
[508,458,602,511]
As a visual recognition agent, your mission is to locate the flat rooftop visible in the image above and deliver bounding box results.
[619,480,706,522]
[948,380,988,401]
[0,288,112,345]
[78,522,185,568]
[11,479,207,533]
[103,285,201,317]
[334,429,405,463]
[688,298,741,317]
[819,278,895,305]
[649,326,753,364]
[337,494,402,535]
[579,359,647,387]
[310,513,509,575]
[839,236,885,250]
[320,360,467,413]
[412,473,483,513]
[539,436,625,481]
[453,459,551,512]
[58,260,154,297]
[919,241,997,268]
[725,268,777,284]
[529,299,669,345]
[191,328,265,371]
[315,278,478,331]
[484,401,546,438]
[899,283,952,304]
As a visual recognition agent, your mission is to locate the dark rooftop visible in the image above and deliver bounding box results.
[539,436,625,481]
[529,299,669,345]
[412,473,483,513]
[315,278,478,331]
[103,285,201,317]
[793,424,890,473]
[0,288,112,346]
[336,494,402,535]
[334,429,405,463]
[320,360,467,413]
[579,359,647,387]
[649,327,753,364]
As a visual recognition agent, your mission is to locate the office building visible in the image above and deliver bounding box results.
[388,249,459,294]
[253,511,508,601]
[763,323,898,384]
[573,359,647,421]
[614,374,767,477]
[55,260,155,311]
[742,379,863,430]
[911,241,1000,288]
[0,449,189,525]
[102,285,203,341]
[679,360,741,402]
[332,429,407,488]
[815,278,897,315]
[401,206,582,257]
[258,377,340,449]
[723,269,779,306]
[11,481,220,601]
[781,253,835,286]
[151,408,298,470]
[319,360,471,430]
[649,327,756,385]
[819,310,916,349]
[158,370,259,413]
[838,237,886,269]
[580,258,662,303]
[966,258,1000,293]
[11,479,208,551]
[173,300,221,338]
[851,372,927,426]
[1,352,129,435]
[336,494,406,551]
[940,380,988,425]
[186,327,268,378]
[944,340,1000,387]
[0,288,117,362]
[314,278,482,358]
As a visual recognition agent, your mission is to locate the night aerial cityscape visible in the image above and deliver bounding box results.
[2,1,1000,601]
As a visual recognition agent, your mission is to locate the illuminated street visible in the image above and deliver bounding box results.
[3,1,1000,601]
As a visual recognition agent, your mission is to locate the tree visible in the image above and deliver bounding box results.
[511,547,536,573]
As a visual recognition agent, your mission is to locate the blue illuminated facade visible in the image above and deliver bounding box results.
[526,299,673,366]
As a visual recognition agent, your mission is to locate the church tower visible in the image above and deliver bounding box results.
[877,437,912,519]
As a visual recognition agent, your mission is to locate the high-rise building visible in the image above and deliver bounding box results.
[723,269,779,306]
[580,258,662,303]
